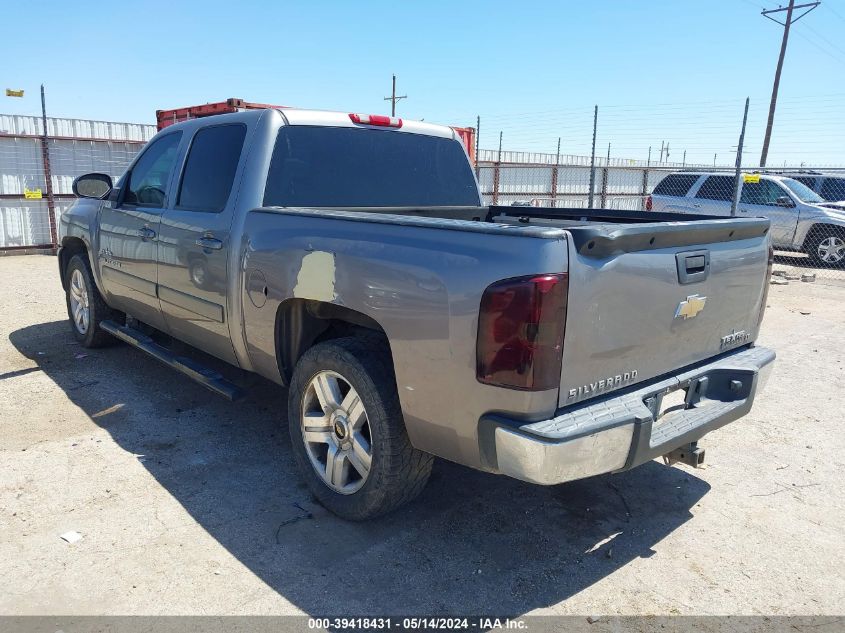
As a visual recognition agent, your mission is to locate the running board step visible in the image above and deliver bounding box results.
[99,320,245,401]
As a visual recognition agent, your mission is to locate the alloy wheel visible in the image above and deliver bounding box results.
[300,370,373,494]
[817,236,845,264]
[69,269,90,334]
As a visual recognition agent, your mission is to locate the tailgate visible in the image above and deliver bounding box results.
[559,218,771,408]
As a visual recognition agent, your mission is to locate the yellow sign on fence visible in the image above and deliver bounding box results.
[5,89,24,98]
[743,173,761,184]
[24,188,43,199]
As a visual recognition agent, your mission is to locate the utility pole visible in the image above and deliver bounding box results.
[665,142,670,163]
[383,74,407,116]
[682,150,687,168]
[606,142,611,165]
[647,146,652,167]
[731,98,751,216]
[659,140,665,163]
[40,84,58,249]
[759,0,820,167]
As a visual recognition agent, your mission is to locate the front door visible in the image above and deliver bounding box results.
[737,179,799,246]
[156,123,248,364]
[97,131,183,331]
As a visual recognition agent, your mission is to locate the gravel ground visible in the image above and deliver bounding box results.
[1,254,843,616]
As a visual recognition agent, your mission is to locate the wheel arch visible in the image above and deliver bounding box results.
[801,222,845,249]
[58,236,90,290]
[274,298,392,385]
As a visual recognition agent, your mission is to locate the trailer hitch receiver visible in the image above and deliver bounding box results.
[663,442,705,468]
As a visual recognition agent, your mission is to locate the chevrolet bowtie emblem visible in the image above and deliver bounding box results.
[675,294,707,320]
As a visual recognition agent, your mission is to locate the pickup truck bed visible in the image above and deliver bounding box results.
[240,203,773,480]
[59,107,775,519]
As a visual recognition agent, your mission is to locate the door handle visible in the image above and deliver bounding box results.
[138,227,157,240]
[196,236,223,250]
[693,203,701,208]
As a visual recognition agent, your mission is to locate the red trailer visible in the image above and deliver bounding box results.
[156,98,287,130]
[156,99,476,163]
[452,126,476,163]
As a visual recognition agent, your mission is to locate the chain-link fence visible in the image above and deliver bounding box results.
[0,114,154,252]
[478,156,845,282]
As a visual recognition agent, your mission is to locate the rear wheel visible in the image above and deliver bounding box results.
[65,254,118,347]
[288,337,433,520]
[806,227,845,267]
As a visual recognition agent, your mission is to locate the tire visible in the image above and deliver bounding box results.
[287,337,433,520]
[805,226,845,268]
[64,254,119,347]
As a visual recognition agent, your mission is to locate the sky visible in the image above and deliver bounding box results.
[2,0,844,166]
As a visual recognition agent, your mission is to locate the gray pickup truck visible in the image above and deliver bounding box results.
[60,108,775,520]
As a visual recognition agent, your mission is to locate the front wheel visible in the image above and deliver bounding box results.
[287,337,433,520]
[65,254,118,347]
[806,228,845,267]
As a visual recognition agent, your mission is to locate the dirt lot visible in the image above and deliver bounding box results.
[1,254,843,616]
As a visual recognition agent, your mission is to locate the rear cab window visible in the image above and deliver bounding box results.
[652,174,700,197]
[695,175,735,202]
[263,126,480,208]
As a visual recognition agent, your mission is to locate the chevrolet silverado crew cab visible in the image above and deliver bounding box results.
[647,171,845,266]
[60,108,775,520]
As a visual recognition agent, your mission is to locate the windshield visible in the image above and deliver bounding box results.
[263,126,480,208]
[781,178,824,204]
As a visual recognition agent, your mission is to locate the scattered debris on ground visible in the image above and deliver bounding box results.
[59,531,83,544]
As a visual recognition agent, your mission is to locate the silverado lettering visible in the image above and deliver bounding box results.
[568,371,639,400]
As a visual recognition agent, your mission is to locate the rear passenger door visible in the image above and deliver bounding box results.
[650,173,701,213]
[691,175,735,215]
[156,123,248,364]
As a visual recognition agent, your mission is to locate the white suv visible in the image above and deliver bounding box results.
[647,172,845,266]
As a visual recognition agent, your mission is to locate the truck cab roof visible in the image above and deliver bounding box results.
[157,107,460,141]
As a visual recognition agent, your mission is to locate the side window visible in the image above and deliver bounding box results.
[793,177,817,190]
[123,133,182,207]
[695,176,735,201]
[820,178,845,201]
[652,174,700,197]
[177,124,247,212]
[740,181,766,205]
[740,180,785,206]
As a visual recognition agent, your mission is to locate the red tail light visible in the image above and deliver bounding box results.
[477,274,568,391]
[349,113,403,128]
[757,240,774,328]
[645,195,653,211]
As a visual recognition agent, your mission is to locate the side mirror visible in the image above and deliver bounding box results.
[72,173,112,199]
[776,196,795,208]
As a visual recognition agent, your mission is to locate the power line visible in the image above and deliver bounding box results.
[797,21,845,57]
[759,0,821,167]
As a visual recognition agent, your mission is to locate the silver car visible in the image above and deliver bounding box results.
[648,172,845,266]
[784,172,845,204]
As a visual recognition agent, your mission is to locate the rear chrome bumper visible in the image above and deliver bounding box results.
[482,345,775,485]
